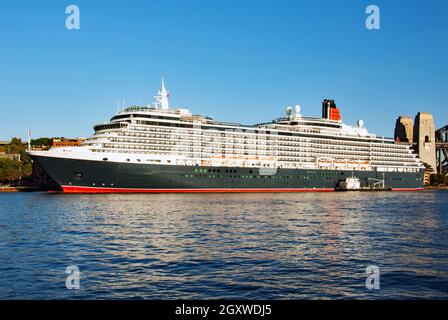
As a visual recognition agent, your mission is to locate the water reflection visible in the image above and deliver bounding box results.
[0,191,447,299]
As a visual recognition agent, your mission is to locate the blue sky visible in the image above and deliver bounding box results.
[0,0,447,140]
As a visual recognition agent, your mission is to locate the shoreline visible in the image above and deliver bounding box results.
[0,186,54,193]
[424,186,448,190]
[2,186,448,192]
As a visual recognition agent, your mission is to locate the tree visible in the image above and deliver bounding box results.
[7,137,26,154]
[31,138,52,148]
[423,162,434,173]
[430,173,448,186]
[0,158,20,182]
[0,137,33,184]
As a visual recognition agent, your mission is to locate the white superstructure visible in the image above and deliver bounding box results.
[34,80,424,174]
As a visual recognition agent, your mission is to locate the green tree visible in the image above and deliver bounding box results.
[31,137,52,148]
[430,173,448,186]
[7,137,26,154]
[423,162,434,173]
[0,158,20,182]
[0,137,33,184]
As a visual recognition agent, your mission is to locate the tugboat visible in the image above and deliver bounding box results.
[336,175,361,191]
[336,173,392,191]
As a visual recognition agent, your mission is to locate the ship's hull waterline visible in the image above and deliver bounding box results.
[30,155,424,193]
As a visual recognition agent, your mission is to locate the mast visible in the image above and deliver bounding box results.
[27,129,31,151]
[155,78,170,110]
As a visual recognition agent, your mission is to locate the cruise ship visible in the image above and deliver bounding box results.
[29,80,425,193]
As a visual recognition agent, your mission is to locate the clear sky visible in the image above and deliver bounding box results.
[0,0,447,140]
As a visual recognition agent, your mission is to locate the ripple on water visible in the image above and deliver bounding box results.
[0,191,447,299]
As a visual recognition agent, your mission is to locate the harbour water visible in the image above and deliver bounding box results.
[0,191,447,299]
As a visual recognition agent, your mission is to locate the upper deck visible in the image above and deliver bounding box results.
[92,81,406,148]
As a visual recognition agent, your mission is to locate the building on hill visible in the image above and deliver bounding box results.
[52,138,84,147]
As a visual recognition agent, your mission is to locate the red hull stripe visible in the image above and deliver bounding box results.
[61,185,335,194]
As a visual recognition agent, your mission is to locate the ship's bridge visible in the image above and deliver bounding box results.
[109,79,192,123]
[110,106,190,123]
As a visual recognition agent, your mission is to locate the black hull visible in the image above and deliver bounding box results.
[30,155,425,193]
